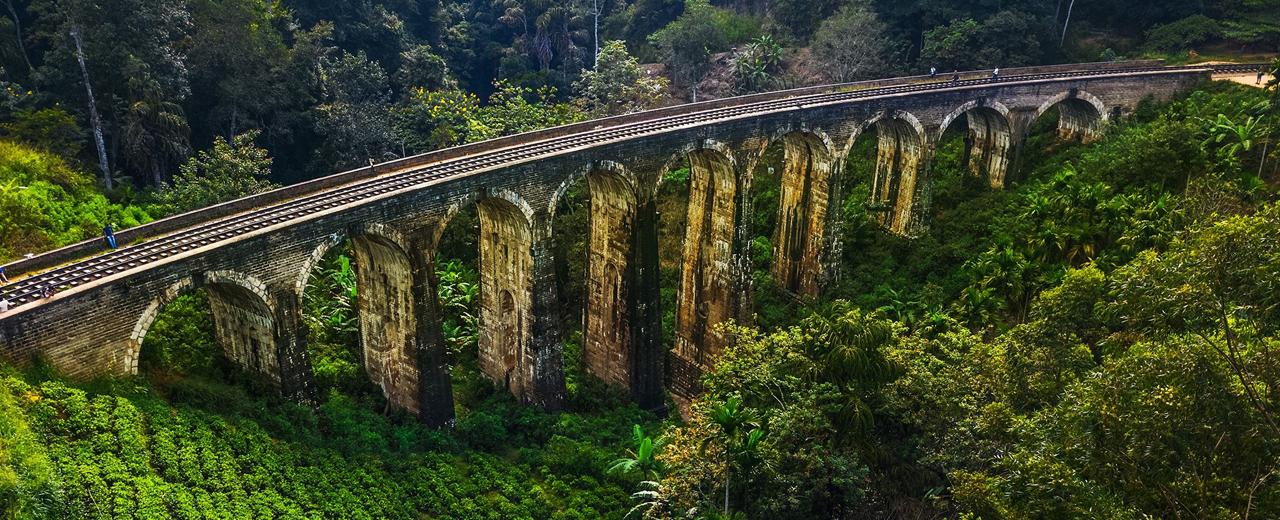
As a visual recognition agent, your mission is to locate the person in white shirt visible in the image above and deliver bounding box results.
[0,298,10,313]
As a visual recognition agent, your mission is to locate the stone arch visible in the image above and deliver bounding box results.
[127,277,197,374]
[1033,89,1108,142]
[549,159,639,215]
[654,138,738,193]
[429,192,482,250]
[485,188,536,227]
[938,100,1012,136]
[938,100,1016,187]
[755,125,837,164]
[475,195,535,400]
[128,271,278,381]
[296,231,348,298]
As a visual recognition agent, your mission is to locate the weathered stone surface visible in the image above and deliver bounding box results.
[0,69,1212,416]
[772,132,834,297]
[676,147,746,366]
[583,168,637,392]
[476,196,535,400]
[352,233,419,414]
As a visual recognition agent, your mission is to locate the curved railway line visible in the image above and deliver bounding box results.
[0,63,1265,311]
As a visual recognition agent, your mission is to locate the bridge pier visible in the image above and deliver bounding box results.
[272,286,317,405]
[962,108,1014,187]
[411,236,457,427]
[582,170,636,397]
[772,132,836,297]
[676,147,753,368]
[871,116,932,236]
[1055,97,1104,142]
[199,274,281,382]
[476,197,537,403]
[580,168,667,412]
[351,233,420,414]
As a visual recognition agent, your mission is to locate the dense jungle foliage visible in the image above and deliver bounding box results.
[3,77,1280,519]
[2,0,1280,518]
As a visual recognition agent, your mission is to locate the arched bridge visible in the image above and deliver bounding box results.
[0,61,1253,425]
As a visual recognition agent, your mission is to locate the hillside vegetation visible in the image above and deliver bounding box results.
[2,79,1278,519]
[2,0,1280,518]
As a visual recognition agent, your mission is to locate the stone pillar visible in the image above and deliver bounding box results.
[870,117,930,236]
[771,133,834,297]
[477,198,535,401]
[529,231,565,411]
[966,109,1013,187]
[628,198,665,414]
[582,171,637,393]
[352,234,420,414]
[675,148,750,368]
[272,286,317,405]
[409,233,456,427]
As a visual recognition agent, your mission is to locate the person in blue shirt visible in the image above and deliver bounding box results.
[104,223,116,249]
[0,265,8,284]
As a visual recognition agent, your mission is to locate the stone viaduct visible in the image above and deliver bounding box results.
[0,63,1216,426]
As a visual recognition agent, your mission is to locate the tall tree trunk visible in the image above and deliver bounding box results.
[2,0,31,73]
[152,160,162,188]
[723,467,730,514]
[592,0,600,68]
[109,100,119,170]
[70,24,111,190]
[1060,0,1076,47]
[1259,139,1269,179]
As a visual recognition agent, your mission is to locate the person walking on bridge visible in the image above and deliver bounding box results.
[0,265,8,284]
[0,296,9,313]
[104,222,116,249]
[992,68,1000,82]
[952,70,960,84]
[930,66,937,79]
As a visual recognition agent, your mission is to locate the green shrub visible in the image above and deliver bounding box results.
[1143,15,1222,53]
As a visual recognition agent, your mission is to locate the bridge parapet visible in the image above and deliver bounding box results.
[0,64,1221,422]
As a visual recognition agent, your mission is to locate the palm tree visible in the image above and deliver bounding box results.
[610,425,666,480]
[704,397,761,515]
[123,63,190,188]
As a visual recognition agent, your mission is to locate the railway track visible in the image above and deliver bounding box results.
[0,63,1265,311]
